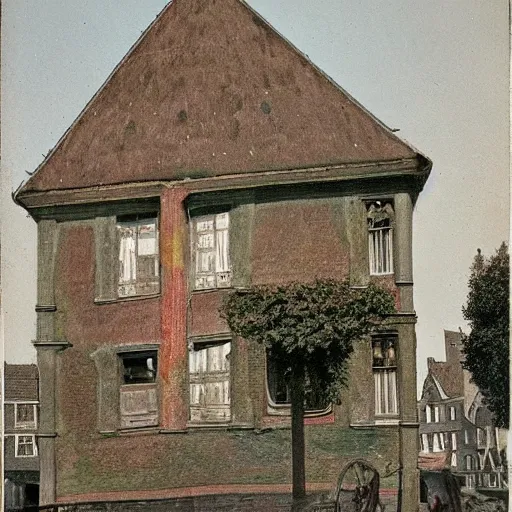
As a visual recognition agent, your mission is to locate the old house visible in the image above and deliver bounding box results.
[14,0,431,510]
[4,364,40,511]
[418,331,505,489]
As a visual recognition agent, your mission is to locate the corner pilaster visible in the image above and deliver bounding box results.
[393,192,414,312]
[35,220,69,505]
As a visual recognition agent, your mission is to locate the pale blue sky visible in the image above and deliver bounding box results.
[1,1,509,395]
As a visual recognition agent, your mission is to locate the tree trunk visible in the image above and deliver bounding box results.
[290,361,306,502]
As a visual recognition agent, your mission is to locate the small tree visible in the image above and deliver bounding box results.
[221,279,396,503]
[462,243,509,428]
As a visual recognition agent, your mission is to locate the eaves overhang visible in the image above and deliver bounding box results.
[15,155,431,214]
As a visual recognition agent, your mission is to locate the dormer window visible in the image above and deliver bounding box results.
[367,201,394,275]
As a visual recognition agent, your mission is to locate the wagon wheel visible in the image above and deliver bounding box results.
[334,459,382,512]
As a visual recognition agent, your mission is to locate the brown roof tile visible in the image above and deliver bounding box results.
[18,0,425,196]
[4,364,39,401]
[426,331,465,398]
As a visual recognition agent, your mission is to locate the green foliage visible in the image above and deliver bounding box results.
[222,279,396,403]
[462,243,509,428]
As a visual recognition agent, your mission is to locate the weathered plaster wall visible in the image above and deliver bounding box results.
[50,192,405,501]
[251,199,350,285]
[55,426,399,498]
[4,436,40,472]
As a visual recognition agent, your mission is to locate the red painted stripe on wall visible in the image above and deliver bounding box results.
[159,187,189,430]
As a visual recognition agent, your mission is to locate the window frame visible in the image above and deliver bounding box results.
[190,211,232,291]
[116,213,160,299]
[14,402,38,430]
[451,432,457,450]
[421,433,430,453]
[117,347,159,430]
[449,406,456,421]
[372,334,399,417]
[188,337,232,425]
[15,434,37,458]
[366,200,395,276]
[265,350,332,417]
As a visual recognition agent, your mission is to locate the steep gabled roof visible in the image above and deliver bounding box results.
[424,330,465,399]
[421,372,450,402]
[4,364,39,401]
[16,0,428,200]
[427,360,464,399]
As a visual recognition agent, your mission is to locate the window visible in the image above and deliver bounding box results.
[439,432,446,451]
[117,214,159,298]
[451,432,457,450]
[373,336,398,416]
[465,455,476,471]
[266,352,329,414]
[451,452,457,467]
[464,429,469,444]
[449,406,456,421]
[15,435,37,458]
[189,341,231,423]
[421,433,430,453]
[477,427,486,446]
[426,404,439,423]
[119,351,158,429]
[367,201,394,275]
[432,433,442,453]
[192,212,231,290]
[14,403,37,429]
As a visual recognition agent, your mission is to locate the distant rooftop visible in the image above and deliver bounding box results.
[4,364,39,401]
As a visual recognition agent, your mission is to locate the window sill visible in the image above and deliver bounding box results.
[261,412,335,428]
[267,402,333,418]
[190,287,234,295]
[117,426,164,436]
[186,422,232,431]
[351,418,400,429]
[94,293,160,305]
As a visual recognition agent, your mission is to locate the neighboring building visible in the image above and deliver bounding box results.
[418,330,505,489]
[4,364,40,511]
[14,0,431,510]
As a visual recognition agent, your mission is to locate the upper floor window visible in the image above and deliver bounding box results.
[449,406,456,421]
[367,201,394,275]
[117,214,159,298]
[425,404,440,423]
[15,435,37,458]
[192,212,231,290]
[119,350,158,429]
[15,403,37,429]
[373,336,398,416]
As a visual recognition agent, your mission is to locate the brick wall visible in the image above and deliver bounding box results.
[51,195,402,501]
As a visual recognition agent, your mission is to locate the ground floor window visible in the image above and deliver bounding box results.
[119,350,158,429]
[372,336,398,416]
[266,351,329,414]
[15,435,37,457]
[189,340,231,423]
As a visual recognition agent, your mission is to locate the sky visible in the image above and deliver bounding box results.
[1,0,509,396]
